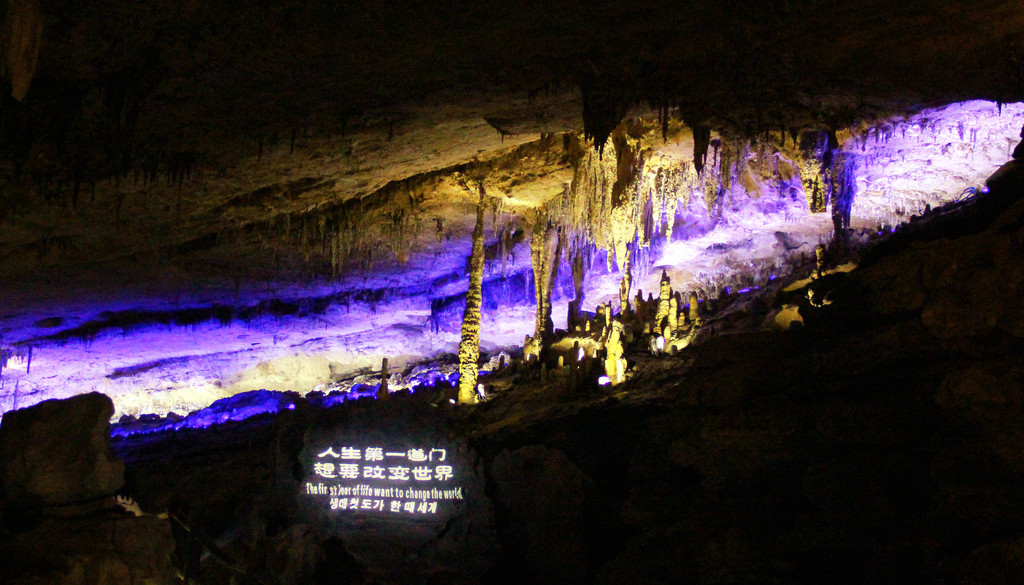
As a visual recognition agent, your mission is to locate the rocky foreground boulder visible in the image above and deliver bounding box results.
[0,392,176,585]
[0,392,124,510]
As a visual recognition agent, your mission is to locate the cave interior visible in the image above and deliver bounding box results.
[1,1,1024,584]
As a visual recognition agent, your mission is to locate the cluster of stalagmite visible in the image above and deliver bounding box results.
[454,115,878,397]
[521,266,713,387]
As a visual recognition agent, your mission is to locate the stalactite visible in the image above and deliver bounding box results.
[580,74,628,158]
[2,0,42,101]
[457,187,487,404]
[692,125,711,175]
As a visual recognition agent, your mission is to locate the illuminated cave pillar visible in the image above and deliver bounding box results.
[530,209,560,343]
[567,250,586,330]
[604,319,626,385]
[798,130,831,214]
[829,150,856,248]
[458,190,487,404]
[654,270,671,334]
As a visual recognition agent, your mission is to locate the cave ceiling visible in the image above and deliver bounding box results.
[1,0,1024,415]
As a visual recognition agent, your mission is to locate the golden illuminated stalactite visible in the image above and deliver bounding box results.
[796,130,830,213]
[458,189,487,404]
[2,0,42,101]
[664,196,678,241]
[619,254,632,315]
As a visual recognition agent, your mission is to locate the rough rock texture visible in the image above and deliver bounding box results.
[489,445,591,585]
[0,392,123,508]
[958,537,1024,585]
[0,514,176,585]
[837,196,1024,339]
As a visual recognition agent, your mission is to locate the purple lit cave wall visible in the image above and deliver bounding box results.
[2,101,1022,423]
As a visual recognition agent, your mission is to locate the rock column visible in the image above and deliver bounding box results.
[458,189,487,404]
[531,209,559,343]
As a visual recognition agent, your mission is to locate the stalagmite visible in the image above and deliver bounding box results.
[523,334,541,363]
[600,303,612,331]
[377,357,390,401]
[457,188,487,404]
[668,295,679,337]
[655,270,671,334]
[604,319,626,385]
[619,254,632,315]
[688,291,700,326]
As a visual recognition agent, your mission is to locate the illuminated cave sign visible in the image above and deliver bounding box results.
[303,445,465,516]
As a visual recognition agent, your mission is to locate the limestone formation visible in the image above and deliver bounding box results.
[458,190,487,404]
[655,270,672,334]
[531,210,560,343]
[603,319,627,385]
[619,257,632,315]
